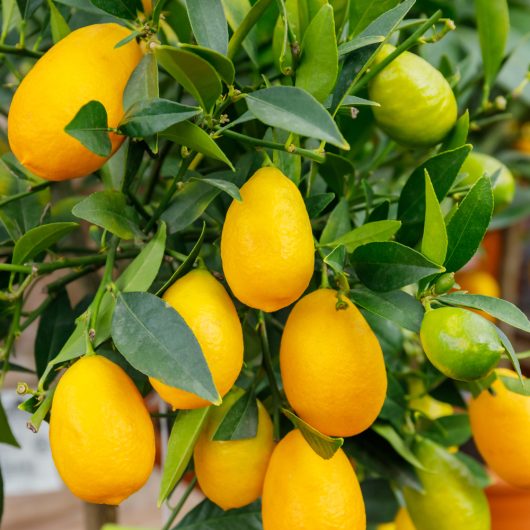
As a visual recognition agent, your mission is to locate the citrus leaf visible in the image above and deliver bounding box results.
[179,43,235,85]
[324,245,346,273]
[296,4,338,103]
[441,110,469,152]
[123,53,159,110]
[112,292,220,404]
[325,220,401,253]
[64,100,112,157]
[246,86,349,149]
[185,0,228,55]
[72,190,142,240]
[222,0,259,64]
[12,222,78,265]
[119,98,201,137]
[419,414,472,448]
[283,409,343,460]
[155,45,222,112]
[158,407,210,506]
[349,0,402,37]
[213,389,258,441]
[352,241,444,292]
[304,192,335,218]
[192,177,241,201]
[421,170,447,265]
[349,287,424,333]
[494,326,522,385]
[174,499,262,529]
[162,121,233,169]
[88,0,142,19]
[338,35,385,57]
[47,0,70,43]
[372,423,425,469]
[444,176,493,272]
[320,198,351,245]
[0,399,18,447]
[499,374,530,397]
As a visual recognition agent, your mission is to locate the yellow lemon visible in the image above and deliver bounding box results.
[262,429,366,530]
[280,288,387,437]
[194,389,275,510]
[8,24,143,181]
[150,269,243,410]
[220,167,314,312]
[403,439,490,530]
[469,369,530,489]
[368,44,457,146]
[395,507,416,530]
[49,355,155,505]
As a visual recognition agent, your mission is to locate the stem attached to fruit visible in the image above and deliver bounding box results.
[162,476,198,530]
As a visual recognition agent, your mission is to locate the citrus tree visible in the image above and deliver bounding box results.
[1,0,530,529]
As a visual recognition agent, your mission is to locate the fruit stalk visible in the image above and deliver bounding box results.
[162,476,198,530]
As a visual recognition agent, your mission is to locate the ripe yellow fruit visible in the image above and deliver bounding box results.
[262,429,366,530]
[220,167,314,312]
[49,355,155,505]
[8,24,143,181]
[395,508,416,530]
[280,289,387,437]
[194,389,275,510]
[469,369,530,489]
[368,44,457,146]
[150,269,243,410]
[403,439,490,530]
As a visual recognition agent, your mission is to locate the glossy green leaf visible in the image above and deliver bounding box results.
[349,287,424,333]
[179,43,235,85]
[72,190,142,240]
[338,35,384,56]
[323,245,346,273]
[320,198,351,244]
[222,0,259,64]
[440,293,530,333]
[65,100,112,157]
[119,99,201,137]
[420,414,472,448]
[158,407,210,505]
[324,220,401,253]
[352,241,444,292]
[499,374,530,397]
[441,110,469,152]
[15,0,29,18]
[283,409,343,460]
[112,292,220,404]
[372,423,425,469]
[47,0,70,43]
[454,452,492,489]
[2,0,19,41]
[349,0,401,36]
[0,399,18,447]
[476,0,509,100]
[213,389,258,441]
[162,121,233,169]
[361,478,399,525]
[421,170,447,265]
[305,192,335,218]
[444,176,493,272]
[155,46,222,111]
[397,145,472,246]
[12,222,78,265]
[123,53,159,110]
[174,499,262,529]
[186,0,228,55]
[88,0,142,19]
[192,177,241,201]
[246,87,349,149]
[296,4,338,103]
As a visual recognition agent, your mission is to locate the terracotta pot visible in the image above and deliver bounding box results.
[486,477,530,530]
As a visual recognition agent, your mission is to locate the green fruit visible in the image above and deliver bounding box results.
[403,439,491,530]
[459,152,515,212]
[420,307,503,381]
[368,44,457,146]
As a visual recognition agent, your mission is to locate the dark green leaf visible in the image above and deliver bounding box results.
[338,35,385,57]
[192,177,241,201]
[174,499,262,529]
[47,0,70,43]
[123,54,159,110]
[476,0,509,100]
[0,399,18,447]
[64,100,112,157]
[372,423,424,469]
[112,292,220,404]
[305,192,335,218]
[162,121,233,169]
[349,0,402,36]
[352,242,443,292]
[72,190,142,240]
[158,407,210,505]
[12,222,78,265]
[155,45,222,111]
[222,0,259,64]
[421,170,447,265]
[120,98,201,137]
[296,4,338,103]
[213,389,258,441]
[420,414,472,448]
[444,176,493,272]
[325,220,401,253]
[397,145,471,246]
[349,287,424,333]
[186,0,228,55]
[88,0,142,19]
[283,409,343,460]
[179,43,235,84]
[323,245,346,273]
[246,87,349,149]
[320,198,351,244]
[361,478,399,525]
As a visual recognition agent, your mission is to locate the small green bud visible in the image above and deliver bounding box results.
[434,272,455,294]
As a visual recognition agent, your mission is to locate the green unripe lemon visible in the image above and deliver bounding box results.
[420,307,503,381]
[459,152,515,212]
[368,44,457,146]
[403,439,491,530]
